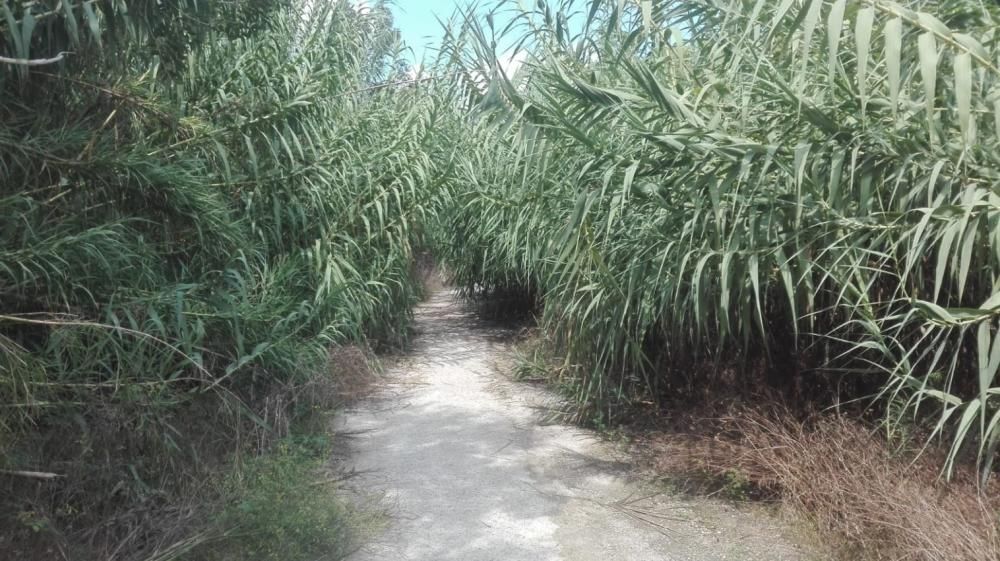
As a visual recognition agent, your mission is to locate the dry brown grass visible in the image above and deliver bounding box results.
[643,409,1000,561]
[323,344,380,403]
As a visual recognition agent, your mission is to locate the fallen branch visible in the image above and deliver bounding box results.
[0,52,70,66]
[0,469,64,480]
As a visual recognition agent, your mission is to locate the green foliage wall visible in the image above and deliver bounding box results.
[0,0,446,554]
[434,0,1000,479]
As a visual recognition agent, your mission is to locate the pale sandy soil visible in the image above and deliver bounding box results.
[335,290,823,561]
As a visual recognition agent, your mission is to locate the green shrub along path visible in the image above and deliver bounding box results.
[436,0,1000,479]
[0,2,445,558]
[1,0,998,559]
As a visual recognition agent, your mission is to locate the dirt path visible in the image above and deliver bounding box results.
[336,290,820,561]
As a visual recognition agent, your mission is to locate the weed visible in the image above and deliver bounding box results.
[646,409,1000,561]
[194,438,352,561]
[720,470,752,503]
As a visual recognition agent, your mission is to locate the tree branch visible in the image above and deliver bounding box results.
[0,469,64,480]
[0,52,71,66]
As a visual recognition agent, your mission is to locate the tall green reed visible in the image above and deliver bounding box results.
[432,0,1000,480]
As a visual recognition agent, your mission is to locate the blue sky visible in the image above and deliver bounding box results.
[388,1,530,63]
[389,0,470,63]
[385,0,589,70]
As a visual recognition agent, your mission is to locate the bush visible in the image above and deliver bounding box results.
[0,0,438,556]
[433,0,1000,480]
[201,437,352,561]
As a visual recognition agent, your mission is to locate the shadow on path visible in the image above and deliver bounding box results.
[335,290,819,561]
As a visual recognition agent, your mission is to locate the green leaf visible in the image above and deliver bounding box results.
[62,1,81,48]
[976,322,999,417]
[934,223,957,301]
[979,408,1000,484]
[980,292,1000,311]
[995,99,1000,141]
[243,135,259,179]
[214,141,232,183]
[855,6,874,116]
[799,0,822,87]
[956,194,979,301]
[826,0,847,83]
[945,399,981,479]
[953,33,989,62]
[913,299,956,324]
[82,1,102,48]
[2,4,24,60]
[585,0,604,32]
[768,0,796,42]
[884,18,902,119]
[917,12,951,39]
[914,300,994,326]
[918,32,939,137]
[20,12,35,61]
[954,53,973,145]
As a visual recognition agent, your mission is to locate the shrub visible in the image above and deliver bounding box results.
[202,437,352,561]
[433,0,1000,480]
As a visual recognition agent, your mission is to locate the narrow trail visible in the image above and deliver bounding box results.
[336,290,818,561]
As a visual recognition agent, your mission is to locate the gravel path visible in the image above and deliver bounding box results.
[336,290,819,561]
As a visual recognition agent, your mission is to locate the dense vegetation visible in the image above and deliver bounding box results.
[2,0,998,558]
[436,0,1000,482]
[0,1,448,558]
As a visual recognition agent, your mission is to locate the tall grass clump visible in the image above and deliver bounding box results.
[0,0,445,557]
[433,0,1000,481]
